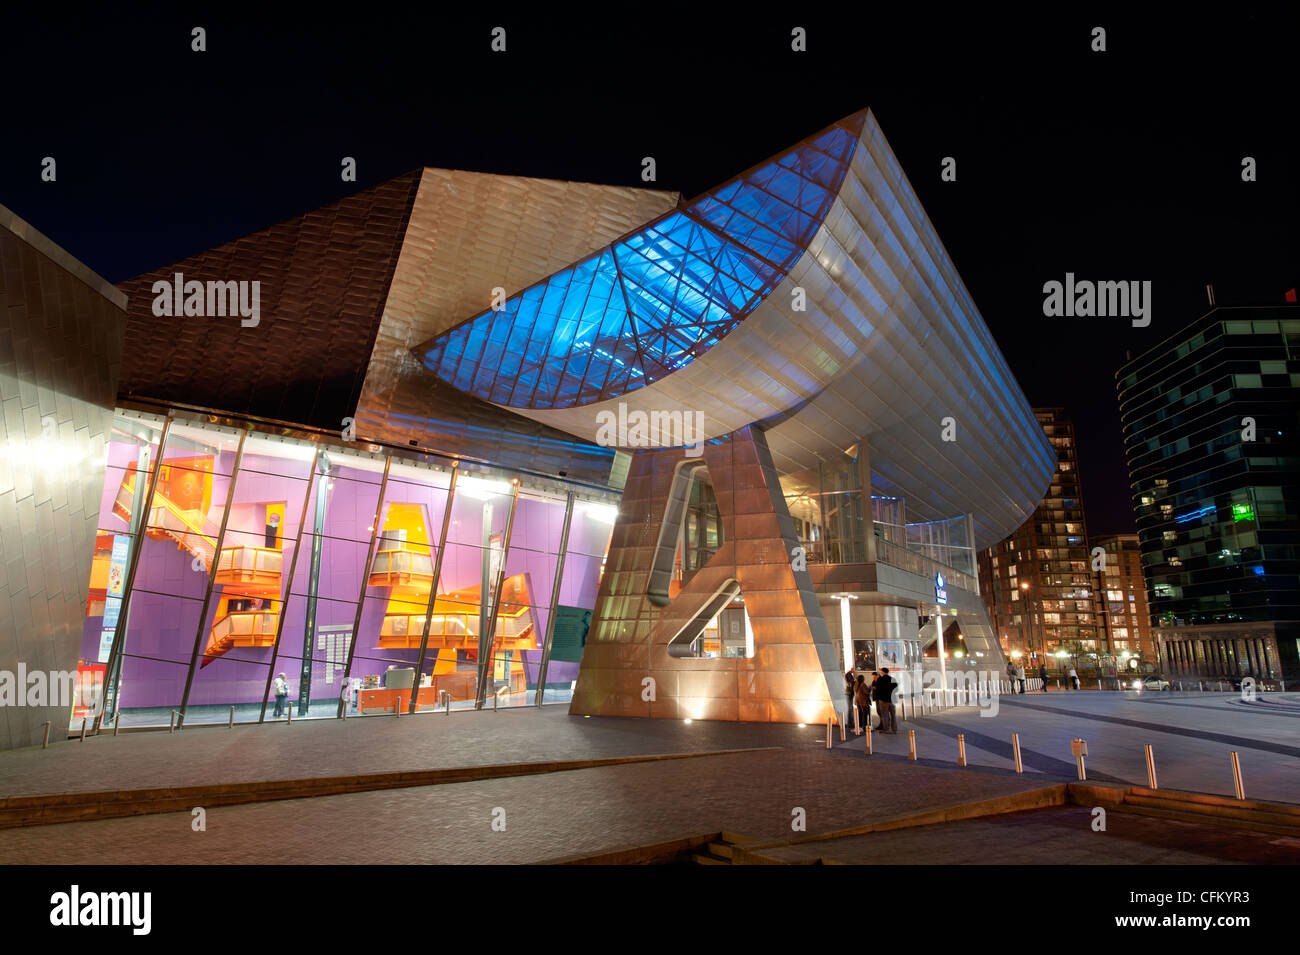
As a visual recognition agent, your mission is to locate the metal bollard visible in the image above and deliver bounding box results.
[287,702,293,725]
[900,698,907,721]
[826,717,832,749]
[1199,681,1204,692]
[1230,751,1246,800]
[43,721,51,749]
[113,712,121,736]
[229,705,235,729]
[908,729,917,760]
[957,733,967,767]
[1145,744,1158,789]
[1073,739,1087,780]
[853,706,860,736]
[444,691,451,715]
[864,724,872,755]
[1012,733,1023,774]
[80,718,88,742]
[840,711,847,742]
[170,710,177,733]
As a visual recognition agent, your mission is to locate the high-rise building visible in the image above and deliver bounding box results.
[1116,304,1300,684]
[978,409,1099,674]
[1090,533,1156,674]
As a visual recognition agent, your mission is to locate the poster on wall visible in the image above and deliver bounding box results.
[107,534,128,597]
[877,638,906,670]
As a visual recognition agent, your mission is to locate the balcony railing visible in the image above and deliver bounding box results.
[214,546,282,587]
[209,609,278,648]
[369,545,435,584]
[875,536,978,593]
[378,606,535,649]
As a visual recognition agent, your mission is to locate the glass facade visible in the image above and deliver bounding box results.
[1116,306,1300,681]
[81,409,616,728]
[417,119,866,409]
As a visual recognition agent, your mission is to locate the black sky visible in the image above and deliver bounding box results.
[3,9,1296,536]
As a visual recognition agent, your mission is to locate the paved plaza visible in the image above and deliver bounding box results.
[0,689,1296,864]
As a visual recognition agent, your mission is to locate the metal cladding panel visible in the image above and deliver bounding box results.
[0,207,126,750]
[501,112,1054,547]
[570,427,842,724]
[353,169,678,477]
[116,173,421,430]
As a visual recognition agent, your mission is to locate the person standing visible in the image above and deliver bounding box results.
[1068,666,1079,690]
[853,674,872,734]
[1015,663,1026,694]
[1006,661,1016,693]
[844,670,858,733]
[1038,663,1049,692]
[273,672,289,717]
[874,668,898,734]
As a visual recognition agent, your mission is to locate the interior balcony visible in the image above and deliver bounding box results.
[201,609,279,666]
[213,545,283,595]
[367,543,434,593]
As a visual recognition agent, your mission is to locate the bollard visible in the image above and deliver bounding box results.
[864,724,872,755]
[826,717,833,749]
[1012,733,1023,774]
[342,700,348,720]
[493,689,499,712]
[1230,752,1246,800]
[228,705,235,729]
[1072,738,1087,780]
[170,710,177,733]
[900,698,907,721]
[840,711,847,742]
[396,695,402,716]
[1199,681,1204,692]
[287,702,293,725]
[957,733,967,767]
[1145,744,1158,789]
[908,729,917,760]
[80,718,88,742]
[43,721,52,749]
[113,712,121,736]
[853,706,860,736]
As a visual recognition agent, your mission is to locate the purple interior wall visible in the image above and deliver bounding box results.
[85,445,610,712]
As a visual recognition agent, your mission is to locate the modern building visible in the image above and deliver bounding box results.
[1116,304,1300,684]
[0,107,1055,748]
[978,409,1099,675]
[1090,533,1156,674]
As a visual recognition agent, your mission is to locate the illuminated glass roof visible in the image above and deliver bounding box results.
[416,113,866,409]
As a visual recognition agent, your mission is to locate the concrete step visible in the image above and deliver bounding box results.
[1122,791,1300,836]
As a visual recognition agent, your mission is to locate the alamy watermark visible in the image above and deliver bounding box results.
[1042,273,1150,327]
[0,665,83,709]
[594,403,705,457]
[152,272,260,327]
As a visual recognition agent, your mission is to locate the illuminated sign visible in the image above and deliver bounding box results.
[1232,503,1255,522]
[935,573,948,606]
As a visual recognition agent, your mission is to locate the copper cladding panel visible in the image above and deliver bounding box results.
[117,174,421,429]
[570,426,842,723]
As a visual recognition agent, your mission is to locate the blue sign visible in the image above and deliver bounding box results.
[935,573,948,606]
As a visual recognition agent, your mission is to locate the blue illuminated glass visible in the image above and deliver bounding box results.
[418,118,865,409]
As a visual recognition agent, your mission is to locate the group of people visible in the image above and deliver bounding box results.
[844,668,900,734]
[1003,662,1081,692]
[1004,662,1049,694]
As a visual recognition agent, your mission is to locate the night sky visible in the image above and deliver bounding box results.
[4,9,1296,536]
